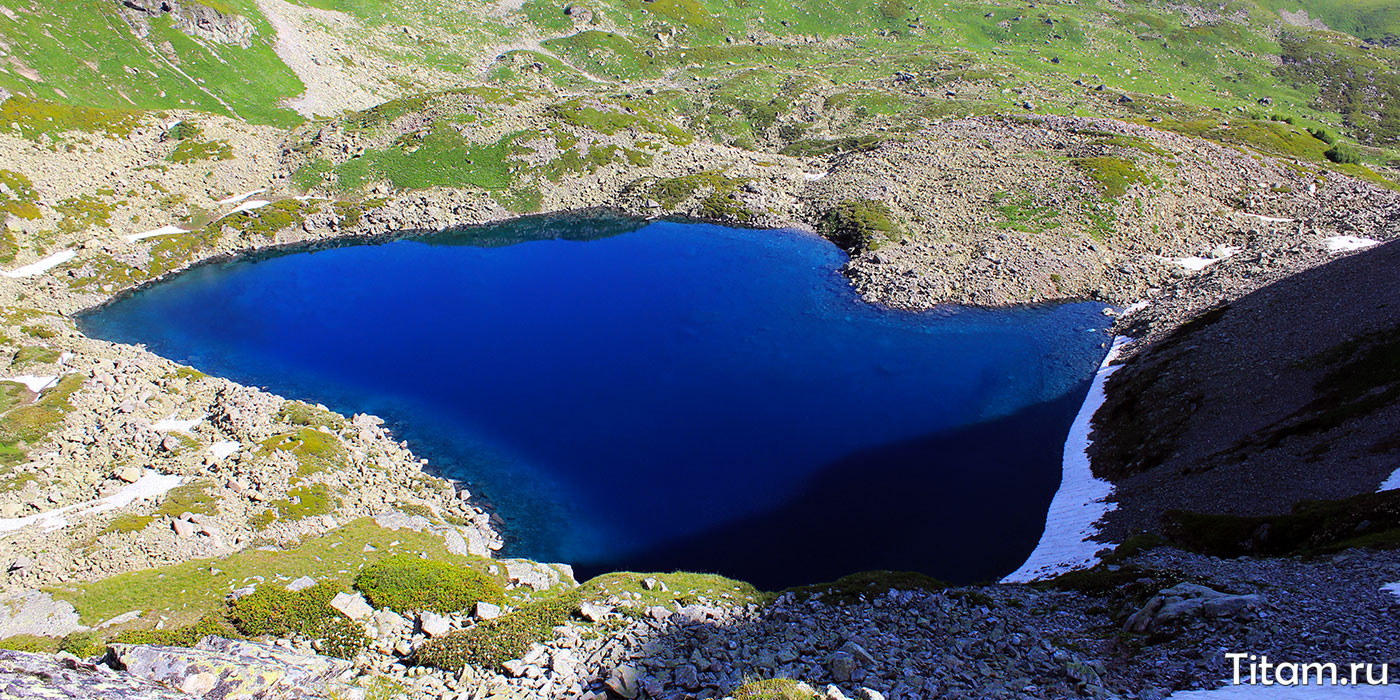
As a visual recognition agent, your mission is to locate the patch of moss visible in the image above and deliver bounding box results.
[818,199,900,251]
[1072,156,1147,199]
[260,428,347,475]
[0,95,141,140]
[11,345,59,367]
[733,678,820,700]
[0,374,82,458]
[152,480,216,519]
[101,513,154,536]
[276,401,345,430]
[169,139,233,163]
[354,554,505,614]
[0,170,41,221]
[54,195,114,234]
[251,484,337,528]
[646,170,748,220]
[221,199,306,239]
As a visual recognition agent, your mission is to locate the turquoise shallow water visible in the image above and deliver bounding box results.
[81,213,1113,587]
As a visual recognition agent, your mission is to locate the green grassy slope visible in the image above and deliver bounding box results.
[0,0,303,126]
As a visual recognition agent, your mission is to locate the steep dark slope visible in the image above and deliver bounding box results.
[1091,239,1400,540]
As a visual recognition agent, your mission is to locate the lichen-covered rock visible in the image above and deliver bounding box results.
[109,637,355,699]
[0,649,188,699]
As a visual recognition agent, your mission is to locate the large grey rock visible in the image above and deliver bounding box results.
[474,601,501,620]
[0,590,86,639]
[285,576,316,592]
[110,637,355,699]
[418,611,451,638]
[605,664,640,699]
[0,649,189,699]
[827,651,855,682]
[329,592,373,621]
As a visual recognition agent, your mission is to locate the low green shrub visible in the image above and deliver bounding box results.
[227,582,364,659]
[733,678,821,700]
[0,634,60,652]
[355,555,504,615]
[416,593,580,670]
[818,200,900,251]
[111,614,238,647]
[1325,142,1362,164]
[59,630,106,658]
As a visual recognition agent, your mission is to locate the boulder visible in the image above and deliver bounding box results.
[0,649,189,699]
[285,576,317,592]
[115,467,142,483]
[329,592,373,621]
[171,519,196,538]
[578,602,611,622]
[474,601,502,620]
[418,611,451,638]
[109,637,355,700]
[605,664,640,699]
[827,651,855,682]
[673,663,700,689]
[0,590,86,639]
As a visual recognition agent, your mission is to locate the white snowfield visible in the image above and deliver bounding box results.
[1,249,76,278]
[210,441,241,460]
[0,375,59,392]
[0,470,182,535]
[1241,212,1295,224]
[1379,470,1400,493]
[1001,336,1131,583]
[1167,683,1400,698]
[1321,236,1380,253]
[215,188,267,205]
[1382,583,1400,602]
[150,415,205,433]
[1172,246,1240,272]
[123,225,187,243]
[228,199,272,216]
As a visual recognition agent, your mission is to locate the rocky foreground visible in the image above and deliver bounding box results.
[4,545,1400,700]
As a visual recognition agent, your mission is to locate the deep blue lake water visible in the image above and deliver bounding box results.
[81,213,1113,588]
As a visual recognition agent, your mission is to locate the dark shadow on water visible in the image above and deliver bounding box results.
[575,386,1090,590]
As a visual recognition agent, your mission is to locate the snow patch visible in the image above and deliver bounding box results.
[0,375,59,392]
[0,470,183,535]
[1321,235,1379,253]
[801,172,828,181]
[228,199,272,216]
[151,415,204,433]
[1241,212,1294,224]
[215,188,266,205]
[1122,300,1150,316]
[1379,469,1400,493]
[1381,582,1400,603]
[210,441,241,460]
[123,225,186,243]
[1,250,76,278]
[1002,337,1131,583]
